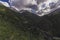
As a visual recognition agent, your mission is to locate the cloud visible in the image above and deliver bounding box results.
[0,0,60,16]
[9,0,37,10]
[0,1,10,7]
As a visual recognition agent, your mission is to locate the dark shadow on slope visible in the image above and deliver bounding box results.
[42,8,60,37]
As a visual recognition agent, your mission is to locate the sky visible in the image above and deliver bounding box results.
[0,0,10,7]
[0,0,60,16]
[0,0,59,8]
[0,0,9,2]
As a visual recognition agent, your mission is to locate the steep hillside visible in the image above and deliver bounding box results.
[0,4,60,40]
[0,5,47,40]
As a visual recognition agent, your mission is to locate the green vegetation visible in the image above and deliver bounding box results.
[0,4,60,40]
[0,5,45,40]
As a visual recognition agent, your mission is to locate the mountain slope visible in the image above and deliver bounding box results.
[0,4,47,40]
[0,4,60,40]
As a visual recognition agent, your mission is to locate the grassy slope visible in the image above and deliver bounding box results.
[0,5,45,40]
[1,4,60,40]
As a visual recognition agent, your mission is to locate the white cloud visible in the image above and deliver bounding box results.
[0,0,60,16]
[0,1,10,7]
[10,0,38,9]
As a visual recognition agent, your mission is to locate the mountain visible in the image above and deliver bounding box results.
[0,4,50,40]
[1,3,60,40]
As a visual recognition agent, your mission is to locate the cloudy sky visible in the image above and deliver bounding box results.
[0,0,60,16]
[0,0,10,7]
[0,0,59,9]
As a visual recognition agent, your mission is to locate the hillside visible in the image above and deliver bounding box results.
[0,4,60,40]
[0,5,47,40]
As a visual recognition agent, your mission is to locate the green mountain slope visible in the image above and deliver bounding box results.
[0,5,46,40]
[0,4,60,40]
